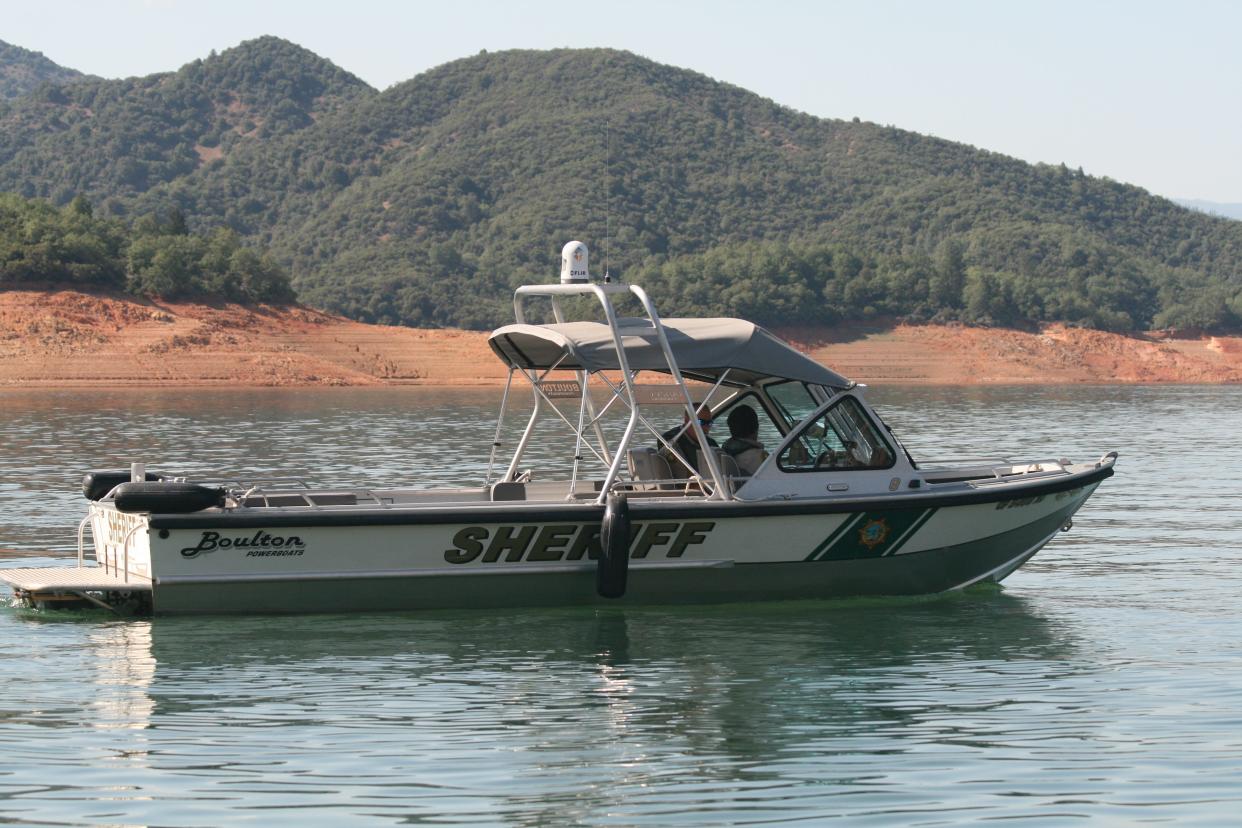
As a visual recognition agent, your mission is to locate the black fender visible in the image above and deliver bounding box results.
[113,482,226,514]
[597,494,631,599]
[83,469,165,501]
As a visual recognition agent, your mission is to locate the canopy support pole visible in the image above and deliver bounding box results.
[515,368,612,470]
[581,377,611,468]
[501,353,576,482]
[568,375,589,498]
[549,297,611,467]
[595,371,725,495]
[594,303,640,504]
[503,370,542,483]
[658,370,731,447]
[486,366,515,485]
[507,282,734,502]
[628,286,730,501]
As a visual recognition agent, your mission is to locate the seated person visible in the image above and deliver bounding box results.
[722,404,768,475]
[658,403,718,478]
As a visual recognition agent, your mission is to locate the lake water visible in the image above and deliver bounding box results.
[1,385,1240,826]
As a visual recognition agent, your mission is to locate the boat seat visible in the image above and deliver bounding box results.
[490,482,526,501]
[626,447,674,490]
[698,448,741,495]
[716,450,742,479]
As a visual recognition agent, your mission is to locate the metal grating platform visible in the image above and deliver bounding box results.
[0,567,152,593]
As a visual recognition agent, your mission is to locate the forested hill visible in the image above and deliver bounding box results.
[0,37,373,204]
[2,40,1242,332]
[0,40,86,99]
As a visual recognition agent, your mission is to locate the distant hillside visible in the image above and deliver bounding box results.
[2,41,1242,332]
[1178,199,1242,222]
[0,40,86,99]
[0,37,373,204]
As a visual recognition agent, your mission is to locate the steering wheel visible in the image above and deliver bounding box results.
[814,449,838,469]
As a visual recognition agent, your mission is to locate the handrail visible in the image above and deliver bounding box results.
[120,524,142,585]
[178,476,314,490]
[232,488,391,508]
[76,515,92,569]
[915,457,1011,469]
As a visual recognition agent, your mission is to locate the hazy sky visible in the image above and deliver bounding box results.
[4,0,1239,202]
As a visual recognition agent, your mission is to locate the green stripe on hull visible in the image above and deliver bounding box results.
[884,507,939,557]
[817,508,933,561]
[805,513,865,561]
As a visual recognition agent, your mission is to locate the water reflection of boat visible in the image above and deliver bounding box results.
[3,242,1116,614]
[131,595,1078,761]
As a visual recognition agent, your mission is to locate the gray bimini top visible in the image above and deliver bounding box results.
[487,317,852,388]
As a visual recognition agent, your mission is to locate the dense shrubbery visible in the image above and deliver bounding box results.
[0,193,293,302]
[2,42,1241,330]
[0,193,124,287]
[0,39,85,100]
[0,37,370,204]
[627,236,1173,332]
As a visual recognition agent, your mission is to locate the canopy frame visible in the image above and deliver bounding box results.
[489,316,851,389]
[494,282,730,502]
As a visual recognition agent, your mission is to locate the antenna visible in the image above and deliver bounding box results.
[603,128,612,283]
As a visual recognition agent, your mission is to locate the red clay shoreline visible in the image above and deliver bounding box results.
[3,289,1242,388]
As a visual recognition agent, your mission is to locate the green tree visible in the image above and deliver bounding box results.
[929,239,966,310]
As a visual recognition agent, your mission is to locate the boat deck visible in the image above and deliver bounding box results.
[0,566,152,593]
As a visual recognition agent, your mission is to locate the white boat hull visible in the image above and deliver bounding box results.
[73,469,1106,614]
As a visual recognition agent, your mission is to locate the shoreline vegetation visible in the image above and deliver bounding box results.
[5,39,1242,389]
[3,288,1241,388]
[0,194,293,304]
[3,41,1242,337]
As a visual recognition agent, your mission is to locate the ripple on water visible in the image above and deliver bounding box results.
[2,386,1242,825]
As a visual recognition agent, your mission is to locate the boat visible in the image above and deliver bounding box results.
[1,242,1117,614]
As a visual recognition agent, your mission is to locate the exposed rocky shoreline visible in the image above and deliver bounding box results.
[3,290,1240,388]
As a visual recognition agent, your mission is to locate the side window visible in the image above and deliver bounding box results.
[777,396,895,472]
[765,381,819,432]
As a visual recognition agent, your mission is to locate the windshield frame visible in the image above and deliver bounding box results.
[774,393,898,474]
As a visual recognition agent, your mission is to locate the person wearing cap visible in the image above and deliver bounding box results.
[658,403,718,478]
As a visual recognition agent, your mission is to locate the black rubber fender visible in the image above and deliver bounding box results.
[113,481,226,514]
[82,470,165,501]
[597,493,631,599]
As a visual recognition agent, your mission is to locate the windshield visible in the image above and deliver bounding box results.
[777,396,895,472]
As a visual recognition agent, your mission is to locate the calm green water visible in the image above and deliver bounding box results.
[1,385,1240,826]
